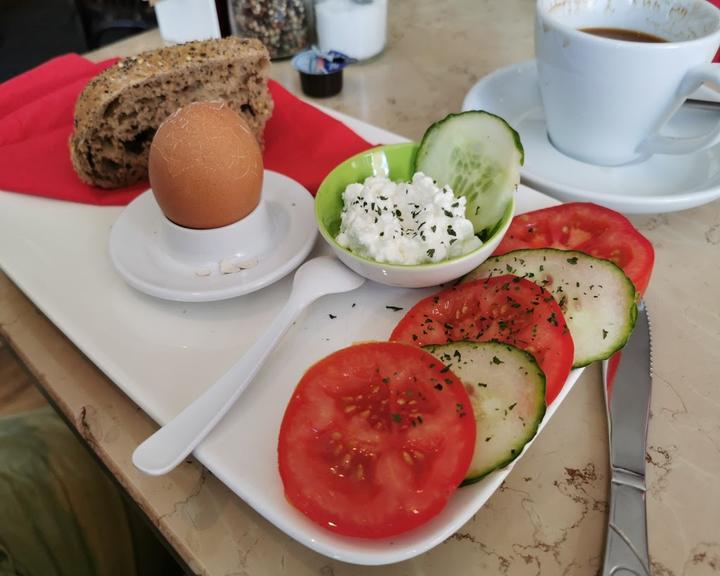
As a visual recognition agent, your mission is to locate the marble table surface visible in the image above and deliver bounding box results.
[1,1,719,574]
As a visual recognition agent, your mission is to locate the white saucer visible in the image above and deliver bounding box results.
[109,171,317,302]
[462,60,720,213]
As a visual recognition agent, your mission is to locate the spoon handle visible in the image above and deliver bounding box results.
[132,289,313,476]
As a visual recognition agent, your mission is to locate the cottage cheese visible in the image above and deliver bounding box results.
[336,172,482,265]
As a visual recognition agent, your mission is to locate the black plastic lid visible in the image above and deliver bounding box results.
[298,69,343,98]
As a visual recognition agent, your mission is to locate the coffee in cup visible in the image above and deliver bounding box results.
[535,0,720,166]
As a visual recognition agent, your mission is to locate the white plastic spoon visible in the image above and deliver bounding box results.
[132,256,365,476]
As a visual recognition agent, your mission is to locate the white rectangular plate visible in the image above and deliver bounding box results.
[0,111,581,565]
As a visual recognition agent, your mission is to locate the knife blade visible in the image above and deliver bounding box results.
[684,98,720,112]
[601,301,653,576]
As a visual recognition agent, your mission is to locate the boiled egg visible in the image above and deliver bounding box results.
[149,101,263,229]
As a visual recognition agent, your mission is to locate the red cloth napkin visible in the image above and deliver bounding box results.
[0,54,373,205]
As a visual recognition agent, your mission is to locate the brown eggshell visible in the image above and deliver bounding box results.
[149,101,263,229]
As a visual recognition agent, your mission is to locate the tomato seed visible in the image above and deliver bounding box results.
[413,451,425,460]
[344,405,356,413]
[331,431,342,440]
[397,398,406,405]
[356,464,365,480]
[402,451,414,465]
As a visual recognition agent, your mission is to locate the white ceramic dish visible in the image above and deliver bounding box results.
[0,110,583,565]
[109,170,317,302]
[462,59,720,214]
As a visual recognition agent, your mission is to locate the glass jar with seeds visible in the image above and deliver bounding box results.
[229,0,313,59]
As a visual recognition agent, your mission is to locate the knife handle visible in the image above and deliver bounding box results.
[602,471,651,576]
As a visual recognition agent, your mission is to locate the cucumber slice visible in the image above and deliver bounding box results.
[463,248,637,367]
[415,111,524,238]
[425,341,546,485]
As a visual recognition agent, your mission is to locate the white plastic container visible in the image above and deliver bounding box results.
[315,0,387,60]
[153,0,221,44]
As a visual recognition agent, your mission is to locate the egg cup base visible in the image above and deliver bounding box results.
[108,171,318,302]
[159,197,275,266]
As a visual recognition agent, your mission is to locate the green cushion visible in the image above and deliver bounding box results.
[0,407,179,576]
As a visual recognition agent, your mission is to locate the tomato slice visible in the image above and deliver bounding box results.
[278,342,476,538]
[390,276,574,405]
[494,202,655,295]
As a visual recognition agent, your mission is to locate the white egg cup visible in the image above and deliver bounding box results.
[109,171,318,302]
[159,197,276,266]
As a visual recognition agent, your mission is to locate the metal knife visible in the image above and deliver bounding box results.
[601,301,653,576]
[684,98,720,112]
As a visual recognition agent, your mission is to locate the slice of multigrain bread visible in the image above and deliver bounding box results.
[70,37,273,189]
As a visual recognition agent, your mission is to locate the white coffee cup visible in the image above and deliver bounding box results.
[535,0,720,166]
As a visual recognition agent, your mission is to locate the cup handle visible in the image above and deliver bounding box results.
[637,63,720,156]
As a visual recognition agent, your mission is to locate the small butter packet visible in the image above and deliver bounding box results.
[291,47,356,98]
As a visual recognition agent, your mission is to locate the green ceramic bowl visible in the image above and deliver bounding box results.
[315,142,514,287]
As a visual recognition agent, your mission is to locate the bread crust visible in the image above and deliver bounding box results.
[70,37,273,189]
